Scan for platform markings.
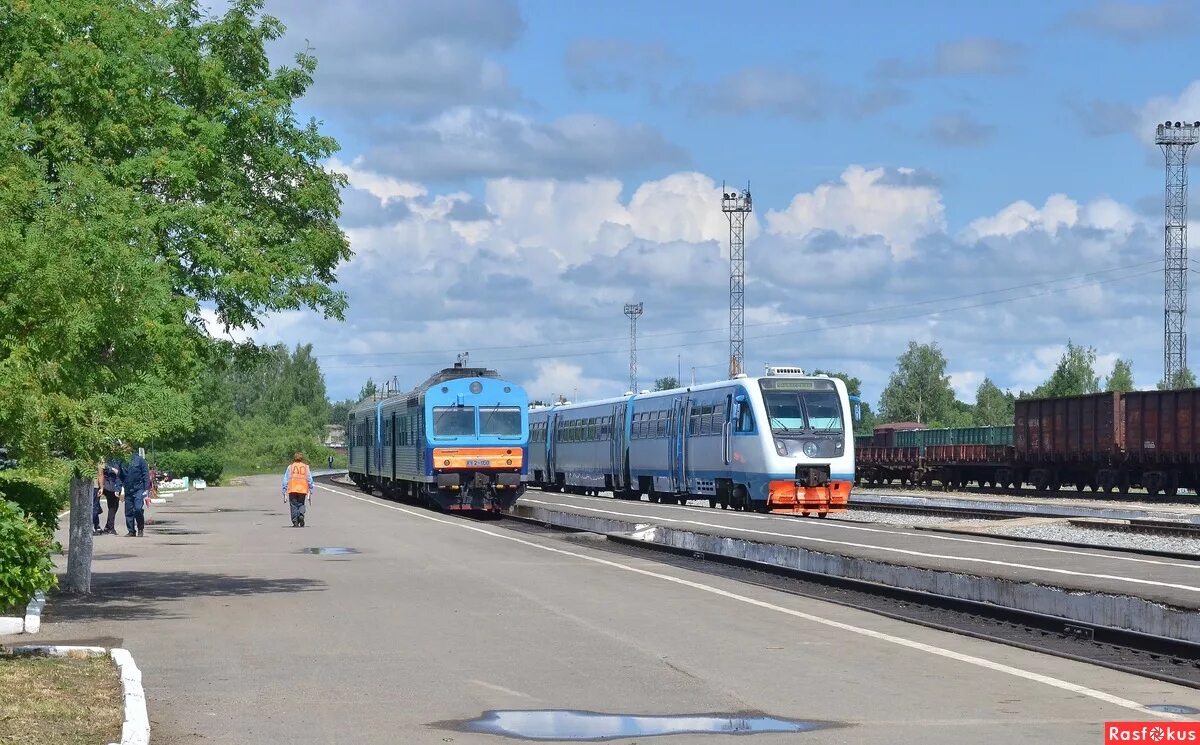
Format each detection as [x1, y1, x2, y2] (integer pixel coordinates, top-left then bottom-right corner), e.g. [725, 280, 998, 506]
[318, 483, 1190, 722]
[550, 491, 1200, 571]
[520, 497, 1200, 595]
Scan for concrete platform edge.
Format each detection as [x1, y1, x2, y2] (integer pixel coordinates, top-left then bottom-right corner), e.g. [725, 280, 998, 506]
[511, 503, 1200, 644]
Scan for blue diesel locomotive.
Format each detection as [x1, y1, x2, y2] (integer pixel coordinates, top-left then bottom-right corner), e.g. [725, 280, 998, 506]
[528, 367, 856, 516]
[347, 363, 530, 512]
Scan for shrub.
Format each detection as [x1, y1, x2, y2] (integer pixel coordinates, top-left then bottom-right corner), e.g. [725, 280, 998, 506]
[0, 498, 57, 611]
[154, 449, 224, 483]
[0, 461, 69, 533]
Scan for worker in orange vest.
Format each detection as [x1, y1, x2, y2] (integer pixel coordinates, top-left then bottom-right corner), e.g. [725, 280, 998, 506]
[282, 452, 314, 527]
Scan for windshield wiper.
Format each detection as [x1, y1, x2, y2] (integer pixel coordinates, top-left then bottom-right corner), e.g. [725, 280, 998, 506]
[480, 403, 500, 435]
[770, 416, 795, 432]
[434, 407, 462, 436]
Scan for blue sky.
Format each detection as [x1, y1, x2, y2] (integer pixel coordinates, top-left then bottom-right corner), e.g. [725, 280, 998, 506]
[235, 0, 1200, 407]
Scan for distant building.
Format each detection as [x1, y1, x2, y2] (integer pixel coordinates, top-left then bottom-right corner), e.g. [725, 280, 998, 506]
[323, 424, 346, 448]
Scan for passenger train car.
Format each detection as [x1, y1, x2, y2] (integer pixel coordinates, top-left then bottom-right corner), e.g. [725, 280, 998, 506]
[347, 363, 529, 512]
[528, 367, 857, 516]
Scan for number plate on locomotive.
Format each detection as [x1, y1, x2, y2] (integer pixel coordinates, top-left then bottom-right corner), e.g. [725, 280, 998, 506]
[466, 459, 491, 467]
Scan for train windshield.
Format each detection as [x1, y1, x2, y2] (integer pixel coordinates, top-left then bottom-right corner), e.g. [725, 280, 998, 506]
[761, 391, 844, 432]
[433, 406, 476, 437]
[480, 406, 522, 436]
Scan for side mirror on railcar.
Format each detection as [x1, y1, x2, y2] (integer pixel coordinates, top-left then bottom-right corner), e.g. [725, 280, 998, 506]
[849, 395, 862, 423]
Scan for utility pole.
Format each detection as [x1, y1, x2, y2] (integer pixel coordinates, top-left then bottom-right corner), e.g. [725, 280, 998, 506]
[722, 183, 752, 378]
[624, 302, 643, 392]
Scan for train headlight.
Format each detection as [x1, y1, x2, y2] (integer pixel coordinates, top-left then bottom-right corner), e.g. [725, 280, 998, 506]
[802, 441, 819, 458]
[775, 440, 788, 456]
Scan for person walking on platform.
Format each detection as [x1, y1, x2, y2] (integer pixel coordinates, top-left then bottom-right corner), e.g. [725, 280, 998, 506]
[119, 442, 150, 537]
[97, 456, 123, 534]
[283, 453, 313, 527]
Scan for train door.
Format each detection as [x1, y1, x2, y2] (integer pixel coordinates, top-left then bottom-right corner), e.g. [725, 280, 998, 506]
[613, 402, 629, 492]
[670, 396, 690, 493]
[365, 418, 373, 481]
[390, 412, 397, 481]
[547, 411, 559, 482]
[722, 393, 733, 466]
[608, 403, 621, 490]
[374, 402, 384, 477]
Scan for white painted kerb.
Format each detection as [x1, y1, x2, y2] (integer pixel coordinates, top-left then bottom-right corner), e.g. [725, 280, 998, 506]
[10, 644, 150, 745]
[0, 590, 45, 635]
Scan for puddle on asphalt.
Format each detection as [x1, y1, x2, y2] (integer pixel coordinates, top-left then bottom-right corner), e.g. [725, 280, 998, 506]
[298, 547, 360, 555]
[92, 553, 136, 561]
[1146, 704, 1200, 714]
[438, 710, 835, 741]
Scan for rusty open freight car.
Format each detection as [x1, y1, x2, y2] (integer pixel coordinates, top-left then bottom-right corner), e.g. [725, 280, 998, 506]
[856, 388, 1200, 497]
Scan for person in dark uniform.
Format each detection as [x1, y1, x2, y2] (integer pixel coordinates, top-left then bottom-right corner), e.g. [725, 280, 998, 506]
[119, 442, 150, 537]
[97, 456, 123, 534]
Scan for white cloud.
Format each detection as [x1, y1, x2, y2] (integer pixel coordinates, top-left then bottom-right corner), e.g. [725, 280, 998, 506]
[765, 166, 945, 258]
[948, 370, 985, 401]
[363, 107, 687, 182]
[1064, 0, 1196, 43]
[963, 194, 1146, 240]
[269, 161, 1164, 413]
[1138, 81, 1200, 144]
[878, 37, 1024, 78]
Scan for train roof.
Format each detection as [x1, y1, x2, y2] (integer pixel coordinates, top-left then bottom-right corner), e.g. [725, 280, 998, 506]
[529, 371, 846, 414]
[348, 364, 508, 415]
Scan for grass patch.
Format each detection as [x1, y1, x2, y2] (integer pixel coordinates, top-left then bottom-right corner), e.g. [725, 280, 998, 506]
[0, 653, 123, 745]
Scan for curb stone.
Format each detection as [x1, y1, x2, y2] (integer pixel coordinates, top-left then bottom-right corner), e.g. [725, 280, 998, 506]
[11, 644, 150, 745]
[0, 591, 46, 635]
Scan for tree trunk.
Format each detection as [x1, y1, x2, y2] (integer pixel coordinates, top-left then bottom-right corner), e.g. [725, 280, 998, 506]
[62, 474, 94, 594]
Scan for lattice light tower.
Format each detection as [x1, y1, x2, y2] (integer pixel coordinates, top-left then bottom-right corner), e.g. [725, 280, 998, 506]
[722, 183, 752, 378]
[624, 302, 643, 393]
[1157, 120, 1200, 388]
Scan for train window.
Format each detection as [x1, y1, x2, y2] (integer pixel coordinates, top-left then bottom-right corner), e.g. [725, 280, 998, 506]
[737, 403, 755, 433]
[801, 392, 843, 431]
[433, 406, 476, 437]
[481, 407, 521, 436]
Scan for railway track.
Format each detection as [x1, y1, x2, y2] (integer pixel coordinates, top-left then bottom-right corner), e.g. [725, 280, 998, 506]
[857, 480, 1199, 504]
[499, 513, 1200, 691]
[852, 501, 1200, 540]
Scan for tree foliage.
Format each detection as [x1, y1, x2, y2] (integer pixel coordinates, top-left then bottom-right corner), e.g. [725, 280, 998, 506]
[975, 378, 1015, 427]
[653, 376, 680, 391]
[0, 0, 351, 593]
[359, 378, 378, 400]
[1159, 368, 1197, 390]
[1105, 359, 1135, 393]
[1032, 341, 1099, 398]
[878, 343, 955, 425]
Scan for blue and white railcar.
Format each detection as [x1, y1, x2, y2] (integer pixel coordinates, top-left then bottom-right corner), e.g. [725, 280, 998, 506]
[529, 395, 632, 494]
[347, 363, 529, 512]
[529, 367, 855, 515]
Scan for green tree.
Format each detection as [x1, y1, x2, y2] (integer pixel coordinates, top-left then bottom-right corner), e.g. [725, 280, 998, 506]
[359, 378, 378, 400]
[653, 376, 680, 391]
[328, 398, 356, 426]
[1158, 368, 1198, 390]
[975, 378, 1015, 427]
[0, 0, 351, 593]
[1105, 359, 1135, 393]
[1033, 341, 1099, 398]
[878, 342, 955, 425]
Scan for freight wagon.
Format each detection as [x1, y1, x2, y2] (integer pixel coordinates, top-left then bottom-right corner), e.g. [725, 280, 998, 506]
[856, 389, 1200, 497]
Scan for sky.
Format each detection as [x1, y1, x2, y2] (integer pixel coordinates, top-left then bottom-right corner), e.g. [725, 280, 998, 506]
[212, 0, 1200, 407]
